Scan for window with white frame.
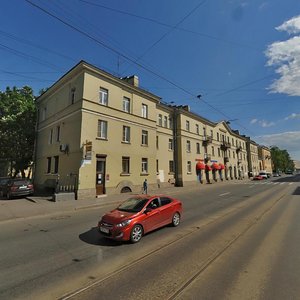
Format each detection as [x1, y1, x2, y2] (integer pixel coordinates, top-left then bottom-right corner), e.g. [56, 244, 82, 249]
[169, 117, 173, 129]
[169, 138, 173, 150]
[141, 130, 148, 146]
[123, 126, 130, 143]
[164, 116, 168, 127]
[97, 120, 107, 139]
[141, 103, 148, 118]
[122, 156, 130, 174]
[186, 140, 191, 152]
[187, 161, 192, 173]
[196, 142, 200, 154]
[196, 124, 199, 134]
[141, 158, 148, 173]
[123, 97, 130, 113]
[186, 120, 190, 131]
[211, 146, 215, 156]
[158, 114, 162, 126]
[99, 87, 108, 105]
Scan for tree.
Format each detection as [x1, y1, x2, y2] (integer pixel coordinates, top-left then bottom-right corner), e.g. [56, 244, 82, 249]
[0, 86, 36, 178]
[270, 146, 295, 173]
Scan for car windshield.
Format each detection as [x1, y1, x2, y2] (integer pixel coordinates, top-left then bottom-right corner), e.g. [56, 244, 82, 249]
[118, 197, 149, 212]
[11, 180, 30, 186]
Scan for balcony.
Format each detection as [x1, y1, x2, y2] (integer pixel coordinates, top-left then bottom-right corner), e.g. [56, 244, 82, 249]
[236, 145, 242, 153]
[202, 136, 212, 146]
[224, 157, 229, 163]
[221, 141, 231, 150]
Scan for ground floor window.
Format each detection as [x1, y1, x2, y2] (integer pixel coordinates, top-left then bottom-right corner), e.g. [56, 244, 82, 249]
[122, 156, 130, 174]
[142, 158, 148, 173]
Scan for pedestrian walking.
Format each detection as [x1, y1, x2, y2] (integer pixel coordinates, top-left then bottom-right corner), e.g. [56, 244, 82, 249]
[143, 179, 148, 194]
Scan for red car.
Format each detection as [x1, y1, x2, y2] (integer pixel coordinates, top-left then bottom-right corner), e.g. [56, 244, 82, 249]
[253, 175, 264, 180]
[98, 195, 183, 243]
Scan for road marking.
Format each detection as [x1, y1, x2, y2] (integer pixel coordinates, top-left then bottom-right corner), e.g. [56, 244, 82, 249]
[280, 182, 285, 185]
[289, 182, 293, 185]
[219, 192, 231, 197]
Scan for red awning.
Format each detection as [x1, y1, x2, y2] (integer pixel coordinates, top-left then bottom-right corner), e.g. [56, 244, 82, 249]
[205, 164, 212, 171]
[196, 162, 205, 170]
[211, 163, 220, 170]
[219, 163, 225, 170]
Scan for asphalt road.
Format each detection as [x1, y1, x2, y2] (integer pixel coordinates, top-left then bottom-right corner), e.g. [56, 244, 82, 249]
[0, 175, 299, 300]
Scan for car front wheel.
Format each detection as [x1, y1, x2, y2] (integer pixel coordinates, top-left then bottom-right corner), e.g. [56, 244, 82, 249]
[130, 224, 143, 243]
[172, 212, 180, 227]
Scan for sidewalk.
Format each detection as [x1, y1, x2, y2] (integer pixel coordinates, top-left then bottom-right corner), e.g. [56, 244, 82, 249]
[0, 179, 244, 223]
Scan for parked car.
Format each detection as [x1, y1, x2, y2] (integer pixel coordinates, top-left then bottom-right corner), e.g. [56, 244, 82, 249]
[285, 170, 293, 175]
[98, 195, 183, 243]
[253, 175, 264, 180]
[2, 178, 34, 199]
[258, 171, 268, 179]
[273, 173, 280, 177]
[0, 177, 10, 197]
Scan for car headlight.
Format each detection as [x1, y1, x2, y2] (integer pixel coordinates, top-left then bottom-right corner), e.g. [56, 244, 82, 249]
[116, 219, 132, 228]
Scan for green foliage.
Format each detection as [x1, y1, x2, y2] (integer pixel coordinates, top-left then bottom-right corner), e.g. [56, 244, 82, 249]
[270, 146, 295, 173]
[0, 86, 36, 177]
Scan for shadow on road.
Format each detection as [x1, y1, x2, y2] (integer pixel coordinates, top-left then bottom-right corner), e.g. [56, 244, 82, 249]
[79, 227, 122, 247]
[293, 187, 300, 195]
[273, 174, 300, 183]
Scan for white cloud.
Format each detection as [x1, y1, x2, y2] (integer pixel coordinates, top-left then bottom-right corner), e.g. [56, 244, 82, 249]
[250, 118, 275, 127]
[255, 131, 300, 160]
[265, 16, 300, 96]
[276, 15, 300, 35]
[284, 113, 300, 120]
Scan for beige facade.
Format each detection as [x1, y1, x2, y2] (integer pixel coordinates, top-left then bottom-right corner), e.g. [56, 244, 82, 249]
[258, 146, 273, 173]
[245, 138, 260, 176]
[34, 61, 270, 199]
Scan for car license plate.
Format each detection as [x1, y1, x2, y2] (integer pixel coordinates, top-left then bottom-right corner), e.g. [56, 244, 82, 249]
[19, 186, 27, 189]
[100, 227, 109, 234]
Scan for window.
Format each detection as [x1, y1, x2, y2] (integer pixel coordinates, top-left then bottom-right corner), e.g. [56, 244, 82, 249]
[186, 120, 190, 131]
[164, 116, 168, 127]
[217, 132, 219, 141]
[141, 104, 148, 118]
[70, 88, 76, 104]
[158, 114, 162, 126]
[186, 140, 191, 152]
[141, 158, 148, 173]
[196, 142, 200, 154]
[97, 120, 107, 139]
[122, 157, 130, 174]
[233, 151, 235, 159]
[99, 87, 108, 105]
[156, 136, 159, 149]
[228, 150, 231, 158]
[203, 127, 206, 137]
[160, 197, 171, 206]
[141, 130, 148, 146]
[218, 148, 221, 157]
[212, 146, 215, 156]
[54, 156, 59, 174]
[49, 128, 53, 144]
[210, 130, 213, 138]
[123, 97, 130, 113]
[169, 117, 173, 129]
[46, 157, 51, 173]
[169, 161, 174, 173]
[168, 139, 173, 150]
[123, 126, 130, 143]
[196, 124, 199, 134]
[156, 160, 159, 173]
[42, 106, 47, 121]
[187, 161, 192, 173]
[56, 126, 60, 142]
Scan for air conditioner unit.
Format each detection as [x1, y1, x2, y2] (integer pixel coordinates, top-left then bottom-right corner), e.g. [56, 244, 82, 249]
[60, 144, 68, 152]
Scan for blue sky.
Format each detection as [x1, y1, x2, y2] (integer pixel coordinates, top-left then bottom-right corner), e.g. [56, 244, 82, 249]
[1, 0, 300, 160]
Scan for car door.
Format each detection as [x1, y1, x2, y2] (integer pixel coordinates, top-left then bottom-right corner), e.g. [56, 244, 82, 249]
[142, 198, 161, 232]
[157, 197, 173, 226]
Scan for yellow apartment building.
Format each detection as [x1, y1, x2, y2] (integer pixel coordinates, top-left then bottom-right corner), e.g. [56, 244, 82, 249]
[34, 61, 267, 199]
[258, 145, 273, 173]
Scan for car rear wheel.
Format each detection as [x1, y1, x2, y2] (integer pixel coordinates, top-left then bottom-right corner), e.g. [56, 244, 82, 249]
[172, 212, 180, 227]
[130, 224, 143, 243]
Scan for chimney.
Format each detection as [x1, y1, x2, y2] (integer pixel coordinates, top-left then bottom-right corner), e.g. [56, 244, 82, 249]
[121, 75, 139, 87]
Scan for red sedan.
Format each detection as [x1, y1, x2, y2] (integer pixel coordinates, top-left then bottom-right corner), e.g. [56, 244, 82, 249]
[98, 195, 183, 243]
[253, 175, 264, 180]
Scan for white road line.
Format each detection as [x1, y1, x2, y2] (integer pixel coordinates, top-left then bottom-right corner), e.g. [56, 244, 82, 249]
[280, 182, 285, 185]
[219, 192, 231, 197]
[289, 182, 294, 185]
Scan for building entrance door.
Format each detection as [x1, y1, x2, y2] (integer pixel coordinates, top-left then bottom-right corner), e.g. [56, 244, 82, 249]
[96, 156, 106, 195]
